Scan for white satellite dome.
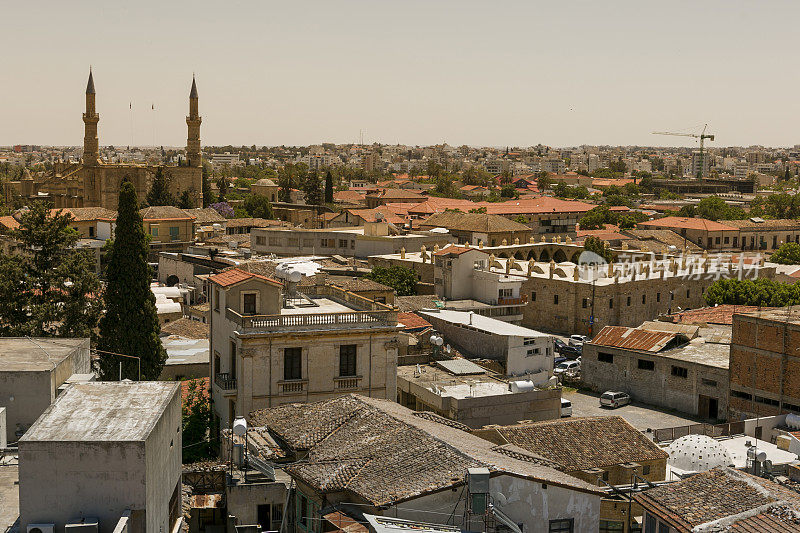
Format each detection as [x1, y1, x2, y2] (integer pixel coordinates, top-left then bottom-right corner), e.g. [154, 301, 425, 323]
[666, 434, 734, 473]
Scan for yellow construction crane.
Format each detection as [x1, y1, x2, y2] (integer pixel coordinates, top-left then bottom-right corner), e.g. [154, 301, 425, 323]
[652, 124, 715, 178]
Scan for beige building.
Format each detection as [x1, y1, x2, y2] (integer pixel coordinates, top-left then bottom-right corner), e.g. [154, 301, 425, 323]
[637, 217, 739, 251]
[141, 205, 195, 257]
[18, 70, 202, 209]
[397, 360, 561, 428]
[419, 211, 533, 247]
[250, 222, 454, 259]
[250, 178, 280, 202]
[583, 323, 730, 420]
[208, 268, 402, 430]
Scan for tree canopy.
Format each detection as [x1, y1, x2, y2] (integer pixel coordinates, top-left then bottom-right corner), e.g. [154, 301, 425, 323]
[771, 242, 800, 265]
[705, 278, 800, 307]
[366, 265, 417, 296]
[324, 171, 334, 204]
[0, 202, 102, 338]
[243, 194, 273, 219]
[97, 182, 166, 380]
[582, 236, 615, 263]
[146, 167, 175, 206]
[303, 172, 323, 206]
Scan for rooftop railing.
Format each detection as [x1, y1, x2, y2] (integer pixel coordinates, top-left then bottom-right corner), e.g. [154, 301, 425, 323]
[226, 283, 398, 332]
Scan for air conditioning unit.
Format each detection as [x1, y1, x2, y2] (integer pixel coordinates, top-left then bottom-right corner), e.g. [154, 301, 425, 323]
[27, 525, 55, 533]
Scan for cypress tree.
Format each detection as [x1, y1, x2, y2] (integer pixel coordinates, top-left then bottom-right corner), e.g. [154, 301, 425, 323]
[146, 167, 175, 206]
[324, 170, 334, 204]
[303, 172, 323, 206]
[97, 182, 166, 380]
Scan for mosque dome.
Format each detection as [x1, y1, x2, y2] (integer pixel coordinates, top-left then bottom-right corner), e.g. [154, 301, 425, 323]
[666, 434, 734, 473]
[254, 178, 277, 187]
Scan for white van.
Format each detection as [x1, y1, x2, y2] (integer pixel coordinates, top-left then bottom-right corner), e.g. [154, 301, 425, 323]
[560, 397, 573, 417]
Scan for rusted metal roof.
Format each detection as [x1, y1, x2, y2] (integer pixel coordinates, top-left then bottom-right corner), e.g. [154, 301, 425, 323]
[189, 493, 224, 509]
[591, 326, 683, 352]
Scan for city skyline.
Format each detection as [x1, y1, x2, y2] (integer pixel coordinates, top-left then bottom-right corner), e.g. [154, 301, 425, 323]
[2, 1, 799, 148]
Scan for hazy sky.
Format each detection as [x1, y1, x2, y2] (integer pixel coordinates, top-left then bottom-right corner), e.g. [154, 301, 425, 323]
[2, 1, 799, 148]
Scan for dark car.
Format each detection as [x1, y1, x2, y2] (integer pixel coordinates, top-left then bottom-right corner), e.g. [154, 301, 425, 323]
[555, 339, 581, 359]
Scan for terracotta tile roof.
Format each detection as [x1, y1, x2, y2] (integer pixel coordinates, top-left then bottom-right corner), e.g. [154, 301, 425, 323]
[0, 215, 20, 231]
[181, 377, 210, 404]
[249, 395, 602, 505]
[432, 245, 487, 257]
[366, 188, 426, 200]
[54, 207, 117, 221]
[183, 207, 226, 224]
[333, 190, 367, 204]
[664, 305, 777, 326]
[225, 217, 276, 228]
[346, 208, 405, 225]
[420, 212, 531, 233]
[634, 467, 800, 531]
[140, 205, 194, 221]
[725, 218, 800, 229]
[329, 276, 393, 293]
[621, 229, 703, 252]
[207, 267, 282, 288]
[638, 216, 738, 232]
[480, 197, 598, 216]
[405, 198, 477, 216]
[493, 416, 668, 472]
[591, 326, 687, 352]
[397, 312, 432, 331]
[161, 317, 209, 339]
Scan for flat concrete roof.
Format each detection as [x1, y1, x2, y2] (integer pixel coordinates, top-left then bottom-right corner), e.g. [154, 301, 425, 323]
[0, 338, 87, 372]
[20, 382, 179, 443]
[419, 308, 550, 338]
[281, 297, 354, 315]
[657, 337, 730, 369]
[397, 364, 513, 399]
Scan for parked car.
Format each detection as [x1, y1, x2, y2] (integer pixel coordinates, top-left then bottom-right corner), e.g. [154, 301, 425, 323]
[569, 335, 590, 348]
[554, 360, 581, 375]
[555, 339, 581, 359]
[560, 398, 573, 417]
[600, 391, 631, 409]
[554, 356, 567, 366]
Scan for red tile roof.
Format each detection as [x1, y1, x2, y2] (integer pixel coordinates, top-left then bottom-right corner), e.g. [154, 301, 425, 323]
[638, 216, 738, 232]
[0, 215, 20, 231]
[208, 268, 282, 288]
[397, 312, 432, 331]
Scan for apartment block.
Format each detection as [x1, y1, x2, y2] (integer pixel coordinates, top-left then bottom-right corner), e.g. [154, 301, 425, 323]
[208, 268, 402, 429]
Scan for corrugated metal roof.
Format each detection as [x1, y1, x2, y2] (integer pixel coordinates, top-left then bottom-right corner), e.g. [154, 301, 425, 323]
[435, 358, 486, 375]
[591, 326, 682, 352]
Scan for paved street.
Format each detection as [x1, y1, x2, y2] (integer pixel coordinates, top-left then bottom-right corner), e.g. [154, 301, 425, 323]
[562, 389, 700, 435]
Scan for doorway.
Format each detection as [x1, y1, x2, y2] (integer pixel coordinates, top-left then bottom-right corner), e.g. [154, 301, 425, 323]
[698, 395, 719, 420]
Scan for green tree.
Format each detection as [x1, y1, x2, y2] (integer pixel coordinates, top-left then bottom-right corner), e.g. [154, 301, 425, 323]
[579, 205, 615, 230]
[500, 184, 518, 198]
[705, 278, 800, 307]
[583, 236, 615, 263]
[202, 161, 215, 207]
[0, 202, 102, 338]
[177, 190, 193, 209]
[617, 215, 637, 230]
[182, 378, 213, 463]
[771, 242, 800, 265]
[303, 172, 323, 206]
[366, 265, 417, 296]
[97, 182, 167, 380]
[146, 167, 175, 206]
[536, 171, 552, 191]
[324, 170, 334, 204]
[243, 194, 273, 219]
[216, 176, 229, 201]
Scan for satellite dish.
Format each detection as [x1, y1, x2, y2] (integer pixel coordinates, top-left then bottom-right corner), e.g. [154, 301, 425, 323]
[232, 417, 248, 436]
[289, 270, 302, 283]
[494, 492, 508, 506]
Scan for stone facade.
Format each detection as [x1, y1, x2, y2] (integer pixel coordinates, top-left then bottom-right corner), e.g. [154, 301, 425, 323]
[24, 71, 202, 209]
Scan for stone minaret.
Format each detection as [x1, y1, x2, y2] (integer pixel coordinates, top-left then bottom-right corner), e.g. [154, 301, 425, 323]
[82, 69, 100, 165]
[186, 75, 202, 167]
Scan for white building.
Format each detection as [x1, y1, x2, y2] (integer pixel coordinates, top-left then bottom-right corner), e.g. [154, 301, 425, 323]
[419, 308, 554, 380]
[18, 381, 182, 533]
